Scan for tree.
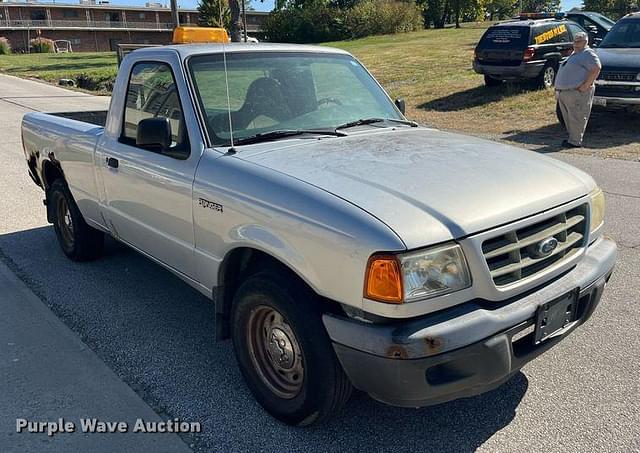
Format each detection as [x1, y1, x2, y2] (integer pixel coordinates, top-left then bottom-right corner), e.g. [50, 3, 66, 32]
[482, 0, 514, 20]
[521, 0, 561, 12]
[229, 0, 242, 42]
[198, 0, 231, 28]
[198, 0, 248, 41]
[583, 0, 638, 18]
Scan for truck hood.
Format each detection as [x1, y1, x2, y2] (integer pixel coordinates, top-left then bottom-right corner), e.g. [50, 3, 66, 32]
[595, 47, 640, 70]
[238, 128, 595, 249]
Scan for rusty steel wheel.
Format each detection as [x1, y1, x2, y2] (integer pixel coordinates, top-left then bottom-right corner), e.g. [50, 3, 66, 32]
[55, 194, 75, 251]
[231, 271, 353, 425]
[246, 305, 304, 399]
[49, 179, 104, 261]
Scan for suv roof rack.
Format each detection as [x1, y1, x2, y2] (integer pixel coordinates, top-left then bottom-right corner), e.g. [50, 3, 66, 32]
[517, 12, 565, 20]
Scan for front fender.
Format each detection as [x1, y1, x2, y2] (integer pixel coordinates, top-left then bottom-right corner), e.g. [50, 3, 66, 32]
[191, 150, 406, 308]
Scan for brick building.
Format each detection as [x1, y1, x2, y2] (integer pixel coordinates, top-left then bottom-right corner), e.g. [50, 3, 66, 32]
[0, 1, 268, 52]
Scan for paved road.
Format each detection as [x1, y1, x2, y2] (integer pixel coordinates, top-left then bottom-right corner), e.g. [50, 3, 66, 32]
[1, 74, 639, 452]
[0, 261, 193, 453]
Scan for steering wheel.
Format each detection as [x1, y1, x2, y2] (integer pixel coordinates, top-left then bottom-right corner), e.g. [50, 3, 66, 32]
[317, 97, 343, 107]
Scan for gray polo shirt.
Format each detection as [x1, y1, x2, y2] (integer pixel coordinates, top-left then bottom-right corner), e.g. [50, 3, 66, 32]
[554, 47, 601, 90]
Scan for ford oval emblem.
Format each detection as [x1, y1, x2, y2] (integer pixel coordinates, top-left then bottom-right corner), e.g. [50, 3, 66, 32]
[534, 237, 558, 257]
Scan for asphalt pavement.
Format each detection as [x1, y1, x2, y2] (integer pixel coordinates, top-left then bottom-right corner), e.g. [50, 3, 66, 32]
[0, 260, 193, 453]
[0, 74, 638, 452]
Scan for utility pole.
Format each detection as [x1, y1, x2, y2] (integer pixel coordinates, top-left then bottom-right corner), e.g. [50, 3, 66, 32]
[241, 0, 247, 42]
[170, 0, 180, 28]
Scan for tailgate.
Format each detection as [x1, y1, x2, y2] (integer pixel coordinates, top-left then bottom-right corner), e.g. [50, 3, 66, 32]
[476, 26, 530, 66]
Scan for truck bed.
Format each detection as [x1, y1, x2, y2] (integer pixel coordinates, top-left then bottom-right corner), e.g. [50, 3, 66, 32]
[48, 110, 108, 127]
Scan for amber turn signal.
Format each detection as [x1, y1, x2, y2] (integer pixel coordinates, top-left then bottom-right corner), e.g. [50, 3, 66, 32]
[364, 255, 403, 304]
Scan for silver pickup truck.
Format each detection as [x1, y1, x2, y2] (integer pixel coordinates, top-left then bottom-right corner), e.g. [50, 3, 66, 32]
[21, 43, 616, 426]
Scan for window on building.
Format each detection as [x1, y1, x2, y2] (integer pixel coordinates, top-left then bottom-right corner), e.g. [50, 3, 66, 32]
[71, 38, 81, 45]
[105, 12, 120, 22]
[122, 62, 189, 158]
[30, 10, 46, 21]
[63, 10, 79, 19]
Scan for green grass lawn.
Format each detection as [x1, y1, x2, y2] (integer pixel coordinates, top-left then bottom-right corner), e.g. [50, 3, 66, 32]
[0, 27, 636, 158]
[327, 24, 638, 159]
[0, 52, 117, 92]
[326, 25, 561, 135]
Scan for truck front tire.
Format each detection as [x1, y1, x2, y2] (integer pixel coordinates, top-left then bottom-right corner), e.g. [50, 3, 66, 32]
[231, 271, 352, 426]
[49, 179, 104, 261]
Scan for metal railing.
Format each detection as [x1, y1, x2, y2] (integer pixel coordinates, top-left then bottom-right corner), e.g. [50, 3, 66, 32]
[0, 19, 175, 30]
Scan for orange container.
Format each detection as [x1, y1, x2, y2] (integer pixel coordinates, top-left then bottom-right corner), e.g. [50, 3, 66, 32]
[172, 27, 230, 44]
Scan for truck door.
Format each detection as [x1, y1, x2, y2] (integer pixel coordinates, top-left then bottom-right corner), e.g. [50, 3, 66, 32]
[97, 59, 202, 281]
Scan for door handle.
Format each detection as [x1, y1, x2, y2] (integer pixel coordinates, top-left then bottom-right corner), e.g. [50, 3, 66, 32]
[106, 157, 119, 169]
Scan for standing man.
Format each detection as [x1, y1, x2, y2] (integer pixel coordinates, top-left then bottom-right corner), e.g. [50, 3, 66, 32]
[554, 31, 602, 148]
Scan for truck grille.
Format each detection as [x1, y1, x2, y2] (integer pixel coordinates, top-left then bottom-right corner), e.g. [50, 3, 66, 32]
[600, 71, 637, 82]
[482, 205, 588, 286]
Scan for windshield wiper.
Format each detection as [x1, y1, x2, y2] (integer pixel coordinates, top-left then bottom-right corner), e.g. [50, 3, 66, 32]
[335, 117, 419, 131]
[233, 129, 347, 146]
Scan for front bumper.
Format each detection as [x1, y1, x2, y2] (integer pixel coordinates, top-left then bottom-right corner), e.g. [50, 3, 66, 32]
[473, 60, 545, 79]
[323, 237, 617, 408]
[595, 81, 640, 105]
[594, 95, 640, 106]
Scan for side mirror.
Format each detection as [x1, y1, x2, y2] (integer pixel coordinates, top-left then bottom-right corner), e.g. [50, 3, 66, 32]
[136, 117, 171, 152]
[395, 98, 406, 115]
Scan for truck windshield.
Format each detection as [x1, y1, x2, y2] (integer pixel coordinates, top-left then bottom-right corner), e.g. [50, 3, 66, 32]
[586, 13, 615, 30]
[188, 52, 402, 147]
[599, 20, 640, 48]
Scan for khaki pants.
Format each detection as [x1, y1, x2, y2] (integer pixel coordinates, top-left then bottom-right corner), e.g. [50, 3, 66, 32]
[556, 86, 595, 146]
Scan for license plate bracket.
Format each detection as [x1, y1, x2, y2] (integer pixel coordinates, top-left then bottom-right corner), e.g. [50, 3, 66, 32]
[593, 97, 607, 107]
[534, 289, 579, 344]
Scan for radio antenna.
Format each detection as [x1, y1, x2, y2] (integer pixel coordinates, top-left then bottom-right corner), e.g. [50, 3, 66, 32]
[220, 0, 236, 153]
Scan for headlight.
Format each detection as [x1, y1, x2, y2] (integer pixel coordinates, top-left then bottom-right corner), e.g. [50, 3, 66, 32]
[365, 243, 471, 304]
[590, 187, 605, 235]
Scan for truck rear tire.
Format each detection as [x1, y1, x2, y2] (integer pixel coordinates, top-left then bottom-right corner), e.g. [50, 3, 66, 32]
[484, 74, 503, 87]
[231, 270, 353, 426]
[49, 179, 104, 261]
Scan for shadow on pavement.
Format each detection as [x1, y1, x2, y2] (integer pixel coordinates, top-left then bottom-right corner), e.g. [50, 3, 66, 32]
[0, 225, 528, 452]
[502, 108, 640, 153]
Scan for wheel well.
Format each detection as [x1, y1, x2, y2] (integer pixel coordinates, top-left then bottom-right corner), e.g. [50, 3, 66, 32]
[215, 248, 337, 340]
[42, 160, 65, 190]
[42, 161, 66, 222]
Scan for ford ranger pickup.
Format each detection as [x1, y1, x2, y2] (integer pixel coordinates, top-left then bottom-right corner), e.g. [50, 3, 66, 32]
[21, 43, 617, 426]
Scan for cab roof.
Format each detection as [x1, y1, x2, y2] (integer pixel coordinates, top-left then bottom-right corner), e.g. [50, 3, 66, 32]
[131, 43, 351, 59]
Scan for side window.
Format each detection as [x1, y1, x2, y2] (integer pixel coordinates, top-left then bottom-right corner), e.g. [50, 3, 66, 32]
[122, 62, 189, 158]
[568, 23, 586, 40]
[570, 16, 585, 28]
[532, 23, 570, 45]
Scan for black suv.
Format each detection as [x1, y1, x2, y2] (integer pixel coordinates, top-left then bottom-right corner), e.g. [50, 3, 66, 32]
[473, 17, 588, 88]
[566, 11, 615, 47]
